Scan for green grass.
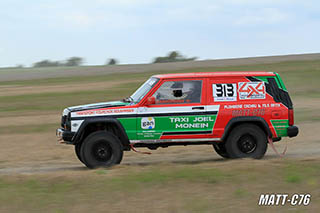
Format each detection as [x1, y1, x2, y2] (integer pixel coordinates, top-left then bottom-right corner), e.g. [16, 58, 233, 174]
[234, 188, 249, 198]
[0, 123, 59, 134]
[0, 71, 146, 86]
[1, 59, 320, 91]
[0, 160, 319, 212]
[117, 167, 230, 185]
[283, 162, 320, 184]
[295, 108, 320, 123]
[0, 167, 231, 211]
[0, 82, 140, 116]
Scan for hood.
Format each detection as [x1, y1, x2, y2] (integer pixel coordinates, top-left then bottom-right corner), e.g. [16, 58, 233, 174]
[67, 101, 130, 112]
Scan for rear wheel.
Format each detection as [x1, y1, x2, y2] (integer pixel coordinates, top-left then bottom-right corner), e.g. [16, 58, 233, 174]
[212, 143, 230, 158]
[225, 124, 267, 159]
[80, 131, 123, 168]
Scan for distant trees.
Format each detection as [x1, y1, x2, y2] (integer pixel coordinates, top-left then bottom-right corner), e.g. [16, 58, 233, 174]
[16, 64, 24, 68]
[153, 51, 197, 63]
[33, 57, 84, 68]
[33, 60, 61, 68]
[65, 57, 83, 66]
[106, 58, 118, 65]
[30, 51, 197, 68]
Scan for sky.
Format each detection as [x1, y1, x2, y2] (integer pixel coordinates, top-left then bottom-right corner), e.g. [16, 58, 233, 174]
[0, 0, 319, 67]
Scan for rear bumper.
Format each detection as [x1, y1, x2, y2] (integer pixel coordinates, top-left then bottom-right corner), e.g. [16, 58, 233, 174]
[56, 128, 75, 142]
[287, 125, 299, 138]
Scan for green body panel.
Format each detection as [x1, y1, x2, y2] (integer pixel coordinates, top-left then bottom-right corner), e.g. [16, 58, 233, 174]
[254, 76, 282, 89]
[271, 119, 289, 137]
[274, 72, 288, 91]
[118, 115, 217, 140]
[117, 118, 137, 140]
[137, 115, 217, 140]
[254, 73, 287, 91]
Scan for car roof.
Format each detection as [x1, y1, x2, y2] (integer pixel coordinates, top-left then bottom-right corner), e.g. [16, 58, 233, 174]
[153, 71, 275, 79]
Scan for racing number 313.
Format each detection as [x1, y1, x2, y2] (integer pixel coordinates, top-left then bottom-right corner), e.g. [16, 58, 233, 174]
[215, 84, 234, 97]
[213, 83, 237, 102]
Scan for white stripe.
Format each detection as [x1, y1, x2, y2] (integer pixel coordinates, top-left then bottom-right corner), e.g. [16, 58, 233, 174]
[138, 105, 220, 114]
[207, 105, 220, 111]
[71, 108, 137, 118]
[72, 105, 220, 118]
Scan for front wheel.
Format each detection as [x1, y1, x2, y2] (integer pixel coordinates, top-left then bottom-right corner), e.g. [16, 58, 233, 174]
[75, 142, 84, 163]
[212, 143, 230, 158]
[80, 131, 123, 169]
[225, 124, 267, 159]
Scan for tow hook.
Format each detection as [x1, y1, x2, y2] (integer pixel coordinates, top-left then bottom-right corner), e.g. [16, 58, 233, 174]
[58, 139, 66, 144]
[268, 137, 287, 157]
[130, 144, 152, 155]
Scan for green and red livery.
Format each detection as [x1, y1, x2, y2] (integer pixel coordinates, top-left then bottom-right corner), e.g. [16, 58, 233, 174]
[56, 72, 298, 168]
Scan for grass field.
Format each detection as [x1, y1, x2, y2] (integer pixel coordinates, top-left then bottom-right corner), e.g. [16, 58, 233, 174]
[0, 159, 319, 212]
[0, 58, 320, 212]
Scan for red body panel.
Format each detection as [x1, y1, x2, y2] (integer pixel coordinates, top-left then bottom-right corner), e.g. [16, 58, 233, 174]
[74, 72, 290, 141]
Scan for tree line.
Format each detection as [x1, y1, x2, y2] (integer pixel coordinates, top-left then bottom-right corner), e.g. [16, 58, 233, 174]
[29, 51, 196, 68]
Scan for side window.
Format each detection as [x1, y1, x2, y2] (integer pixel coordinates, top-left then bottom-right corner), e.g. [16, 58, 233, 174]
[153, 80, 202, 104]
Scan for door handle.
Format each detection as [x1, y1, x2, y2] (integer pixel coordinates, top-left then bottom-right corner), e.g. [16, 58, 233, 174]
[192, 106, 204, 110]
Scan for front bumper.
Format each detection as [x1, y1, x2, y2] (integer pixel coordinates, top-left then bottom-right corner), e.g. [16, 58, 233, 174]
[56, 128, 75, 142]
[287, 125, 299, 138]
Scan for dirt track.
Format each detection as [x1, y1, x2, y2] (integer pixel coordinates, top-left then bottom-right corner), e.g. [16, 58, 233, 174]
[0, 79, 139, 96]
[0, 121, 318, 175]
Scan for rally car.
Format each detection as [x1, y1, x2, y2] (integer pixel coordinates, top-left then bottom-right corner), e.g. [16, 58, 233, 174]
[56, 72, 298, 168]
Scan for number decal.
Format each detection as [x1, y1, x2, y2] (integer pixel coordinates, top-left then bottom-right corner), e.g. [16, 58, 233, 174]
[212, 83, 237, 102]
[216, 84, 223, 97]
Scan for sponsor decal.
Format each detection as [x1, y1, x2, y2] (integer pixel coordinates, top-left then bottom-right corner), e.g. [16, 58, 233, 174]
[271, 119, 289, 137]
[212, 83, 237, 102]
[224, 103, 281, 109]
[76, 108, 135, 116]
[169, 116, 215, 129]
[238, 82, 266, 100]
[141, 117, 155, 129]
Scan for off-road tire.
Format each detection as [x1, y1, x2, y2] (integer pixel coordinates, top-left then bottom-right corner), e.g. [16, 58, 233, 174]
[80, 131, 123, 169]
[75, 142, 84, 163]
[225, 124, 267, 159]
[213, 143, 230, 158]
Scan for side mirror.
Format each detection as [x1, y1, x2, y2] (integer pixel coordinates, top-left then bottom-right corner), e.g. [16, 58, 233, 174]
[146, 96, 156, 105]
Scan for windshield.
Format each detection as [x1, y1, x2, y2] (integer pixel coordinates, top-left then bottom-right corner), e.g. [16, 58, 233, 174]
[130, 77, 159, 103]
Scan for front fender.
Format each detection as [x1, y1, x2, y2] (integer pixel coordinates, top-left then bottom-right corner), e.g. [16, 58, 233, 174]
[72, 117, 130, 148]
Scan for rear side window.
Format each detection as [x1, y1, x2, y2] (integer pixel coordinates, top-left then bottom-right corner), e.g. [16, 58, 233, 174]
[246, 76, 293, 109]
[153, 80, 202, 104]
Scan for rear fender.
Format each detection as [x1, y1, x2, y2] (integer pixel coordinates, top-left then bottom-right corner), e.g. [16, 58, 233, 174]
[221, 116, 273, 141]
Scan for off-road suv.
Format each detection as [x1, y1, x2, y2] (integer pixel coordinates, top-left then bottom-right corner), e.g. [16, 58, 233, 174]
[56, 72, 298, 168]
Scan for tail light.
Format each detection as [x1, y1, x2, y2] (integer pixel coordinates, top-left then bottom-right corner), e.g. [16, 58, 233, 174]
[288, 109, 294, 126]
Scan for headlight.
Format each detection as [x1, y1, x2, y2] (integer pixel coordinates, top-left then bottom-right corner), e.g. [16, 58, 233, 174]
[61, 108, 71, 130]
[63, 108, 70, 116]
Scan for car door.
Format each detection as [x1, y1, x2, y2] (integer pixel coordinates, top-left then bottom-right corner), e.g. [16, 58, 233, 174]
[136, 78, 215, 142]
